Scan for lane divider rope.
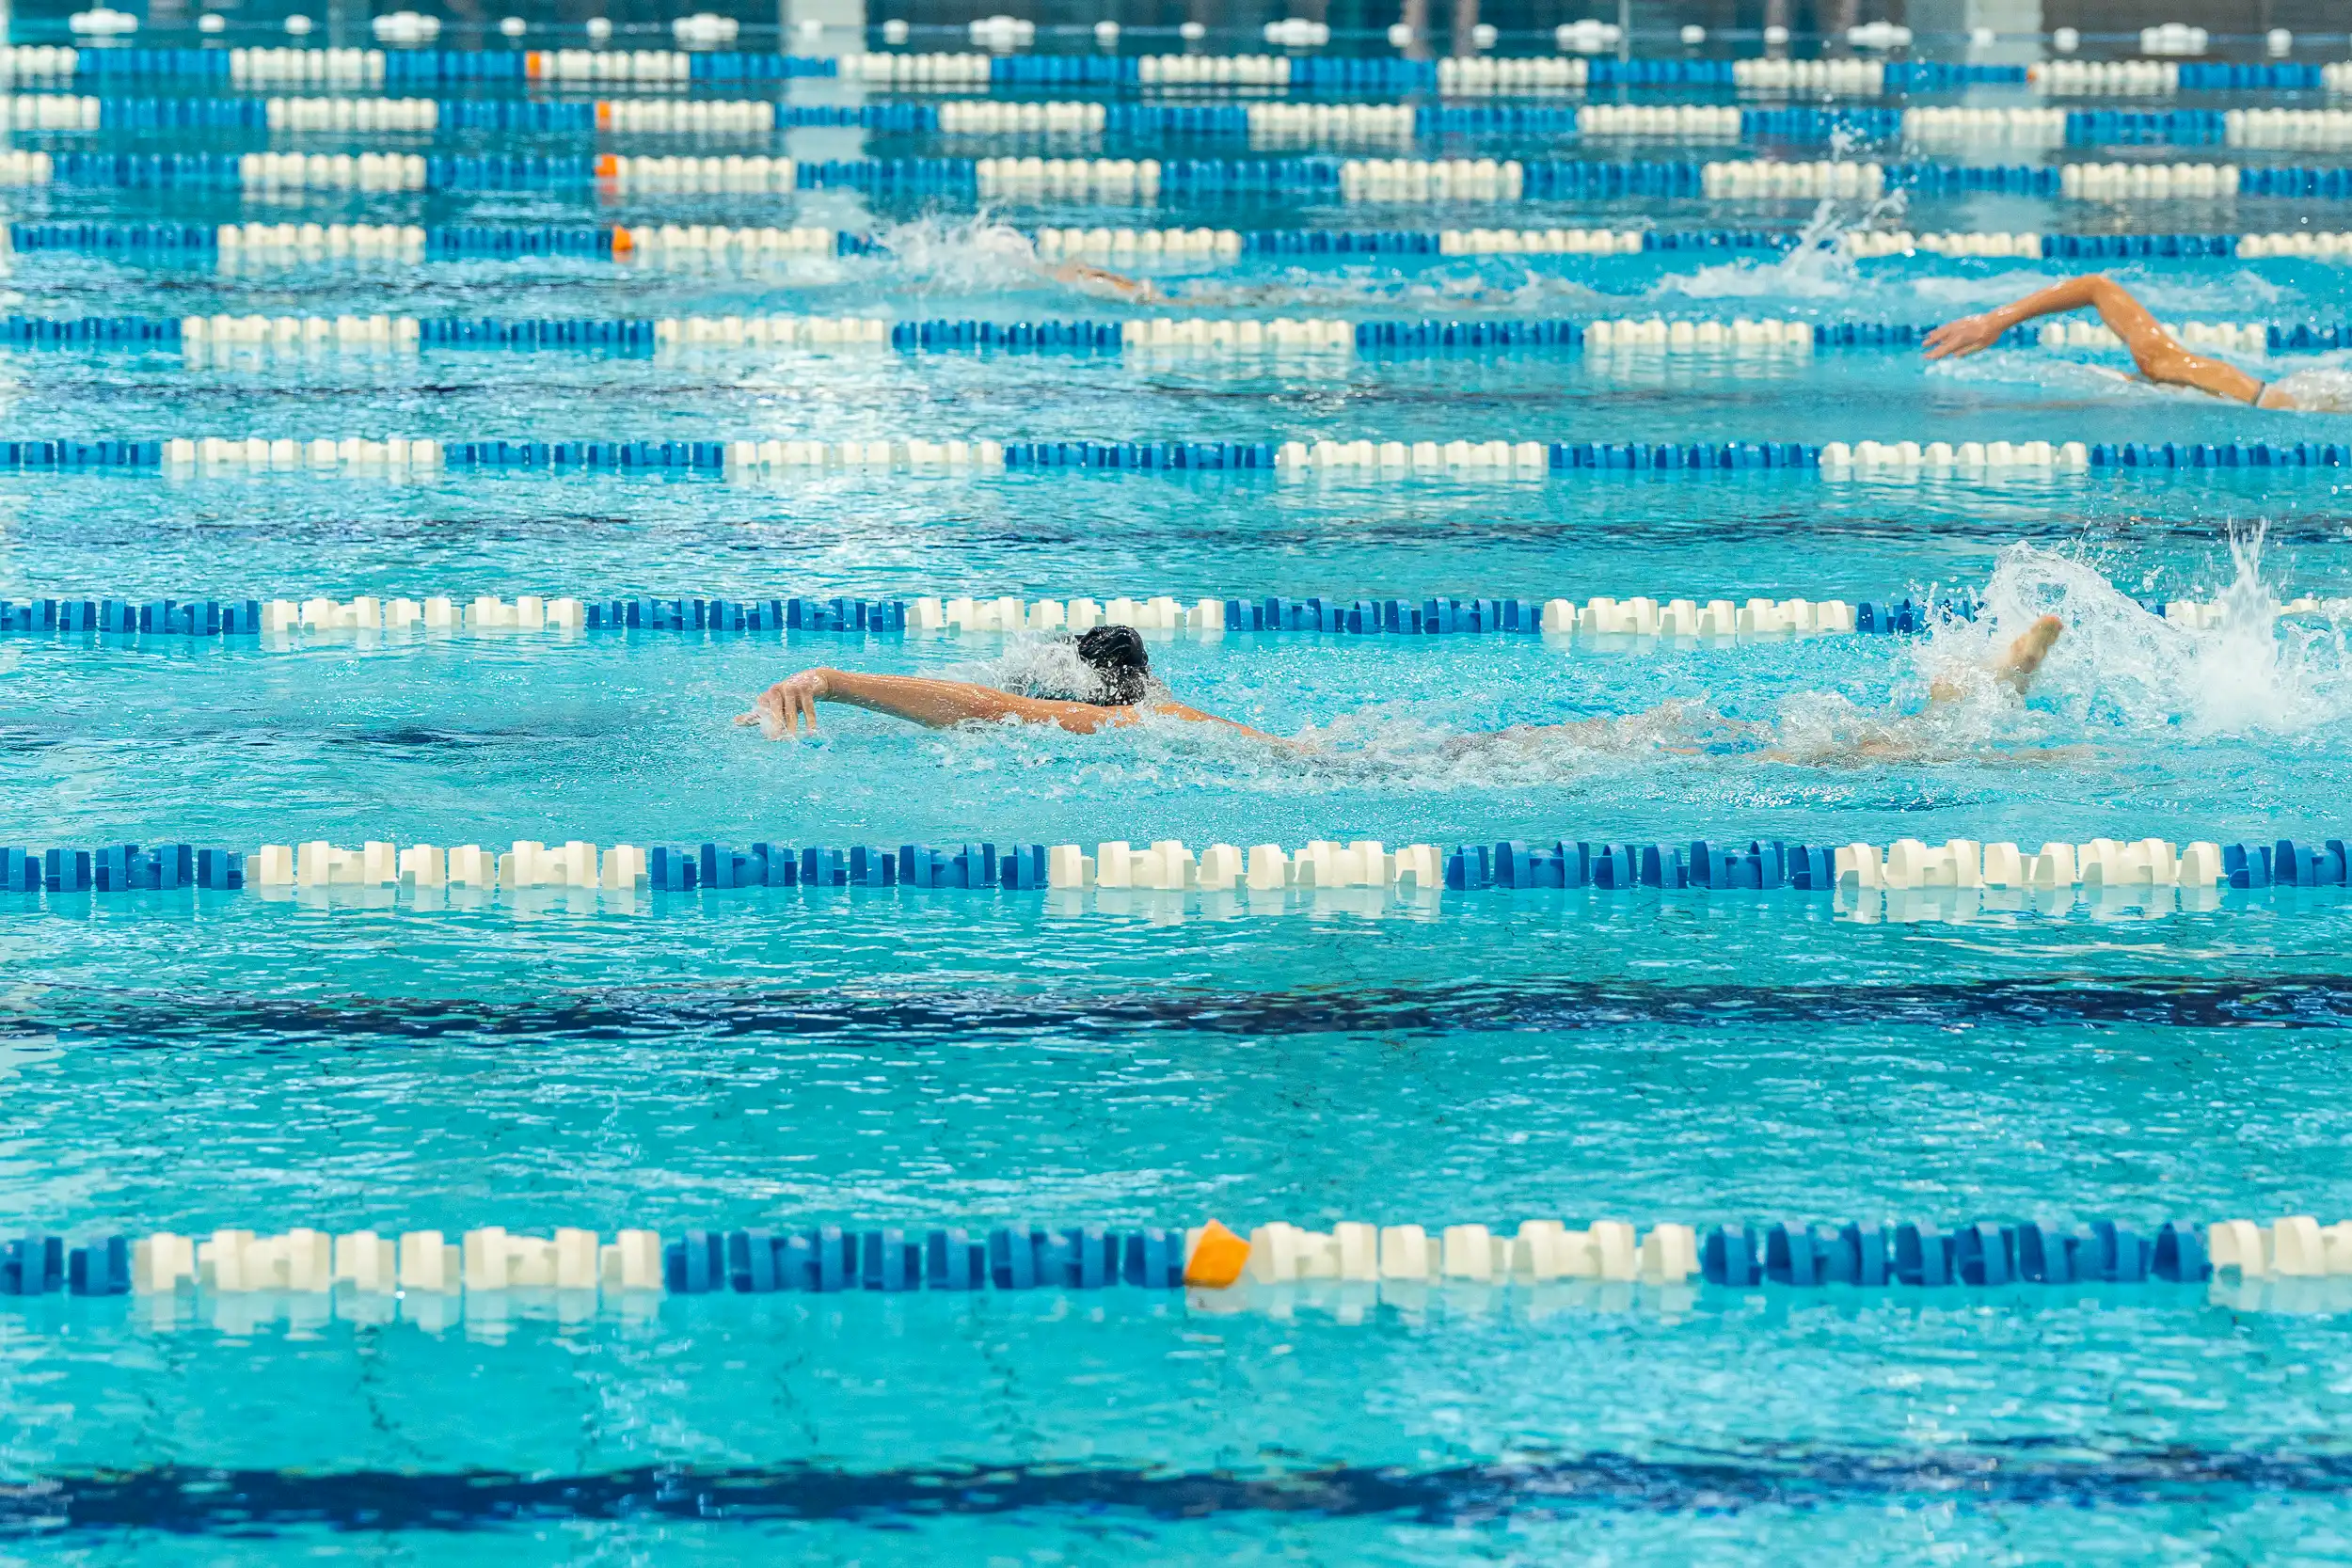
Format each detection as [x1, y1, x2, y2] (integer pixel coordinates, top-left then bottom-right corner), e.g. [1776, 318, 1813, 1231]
[0, 95, 934, 134]
[0, 436, 2338, 480]
[34, 96, 2330, 151]
[2, 832, 2342, 899]
[0, 150, 2340, 202]
[17, 1213, 2352, 1301]
[0, 312, 2308, 357]
[3, 586, 2320, 642]
[12, 48, 2330, 98]
[0, 44, 836, 86]
[6, 221, 2330, 268]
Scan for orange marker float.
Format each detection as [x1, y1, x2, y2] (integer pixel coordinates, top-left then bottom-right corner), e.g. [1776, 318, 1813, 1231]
[1183, 1219, 1249, 1288]
[595, 100, 612, 130]
[610, 225, 634, 256]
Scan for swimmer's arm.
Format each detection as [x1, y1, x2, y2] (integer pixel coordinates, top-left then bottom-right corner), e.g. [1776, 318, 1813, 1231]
[740, 669, 1304, 745]
[1139, 700, 1312, 751]
[1923, 274, 2265, 404]
[741, 668, 1110, 734]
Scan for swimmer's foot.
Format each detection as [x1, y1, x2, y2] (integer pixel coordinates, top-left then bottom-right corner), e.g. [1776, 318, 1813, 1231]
[1928, 613, 2064, 704]
[1996, 614, 2063, 693]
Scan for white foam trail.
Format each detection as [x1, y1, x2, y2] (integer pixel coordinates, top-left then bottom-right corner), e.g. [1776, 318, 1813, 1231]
[1161, 268, 1608, 313]
[2263, 361, 2352, 412]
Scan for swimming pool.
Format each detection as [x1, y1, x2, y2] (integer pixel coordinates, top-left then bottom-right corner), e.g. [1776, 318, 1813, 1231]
[9, 10, 2352, 1561]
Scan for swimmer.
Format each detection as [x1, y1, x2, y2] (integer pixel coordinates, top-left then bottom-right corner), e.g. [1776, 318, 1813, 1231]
[1926, 274, 2328, 408]
[739, 616, 2067, 764]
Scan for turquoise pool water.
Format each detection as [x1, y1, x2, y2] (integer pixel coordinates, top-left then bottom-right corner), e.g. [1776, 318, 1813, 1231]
[11, 26, 2352, 1563]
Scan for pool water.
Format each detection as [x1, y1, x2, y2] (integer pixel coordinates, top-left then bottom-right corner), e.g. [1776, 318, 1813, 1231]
[10, 23, 2352, 1564]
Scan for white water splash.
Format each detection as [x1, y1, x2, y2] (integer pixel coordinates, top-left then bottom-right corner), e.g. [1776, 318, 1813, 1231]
[2263, 362, 2352, 413]
[1652, 191, 1901, 304]
[858, 213, 1053, 295]
[963, 634, 1152, 705]
[1928, 534, 2352, 737]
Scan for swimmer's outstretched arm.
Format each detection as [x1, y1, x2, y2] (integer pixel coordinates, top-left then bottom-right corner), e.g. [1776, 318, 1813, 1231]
[1923, 275, 2268, 405]
[736, 666, 1295, 745]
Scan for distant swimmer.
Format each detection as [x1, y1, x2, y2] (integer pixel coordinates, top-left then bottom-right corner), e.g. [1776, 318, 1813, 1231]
[739, 617, 2068, 766]
[1927, 274, 2349, 410]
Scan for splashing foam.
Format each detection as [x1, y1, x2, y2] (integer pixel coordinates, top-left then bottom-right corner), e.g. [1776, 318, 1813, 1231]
[2262, 361, 2352, 413]
[1927, 534, 2352, 738]
[1653, 192, 1902, 304]
[857, 215, 1618, 313]
[963, 635, 1149, 705]
[860, 213, 1052, 294]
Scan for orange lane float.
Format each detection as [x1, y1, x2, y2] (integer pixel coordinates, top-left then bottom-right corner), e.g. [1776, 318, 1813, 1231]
[1184, 1219, 1249, 1288]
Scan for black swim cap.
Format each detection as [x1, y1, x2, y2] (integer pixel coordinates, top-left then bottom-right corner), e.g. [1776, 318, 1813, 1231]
[1075, 625, 1151, 705]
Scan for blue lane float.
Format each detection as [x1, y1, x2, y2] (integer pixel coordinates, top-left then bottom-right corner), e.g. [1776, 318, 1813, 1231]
[2060, 108, 2231, 147]
[1886, 161, 2065, 196]
[425, 225, 615, 259]
[415, 318, 660, 349]
[2176, 62, 2326, 90]
[2086, 440, 2352, 468]
[1698, 1219, 2211, 1287]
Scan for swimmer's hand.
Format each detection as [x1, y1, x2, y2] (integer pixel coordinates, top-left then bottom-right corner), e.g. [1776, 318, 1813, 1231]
[737, 667, 831, 738]
[1922, 313, 2005, 361]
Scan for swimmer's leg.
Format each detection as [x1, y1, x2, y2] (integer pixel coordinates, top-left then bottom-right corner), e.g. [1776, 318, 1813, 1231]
[1994, 613, 2063, 693]
[1049, 260, 1155, 302]
[1931, 614, 2063, 703]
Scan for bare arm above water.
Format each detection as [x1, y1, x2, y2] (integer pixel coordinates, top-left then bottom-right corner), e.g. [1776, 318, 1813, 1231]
[737, 667, 1295, 744]
[1924, 274, 2273, 406]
